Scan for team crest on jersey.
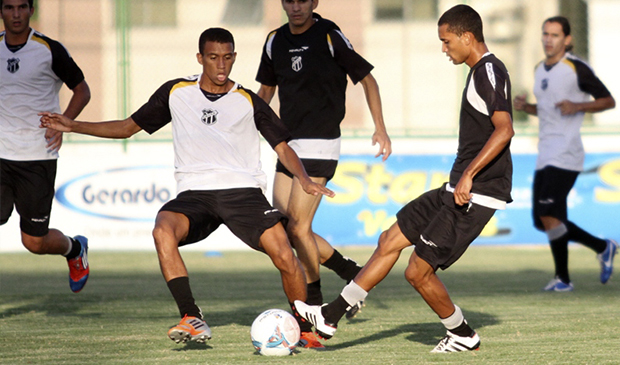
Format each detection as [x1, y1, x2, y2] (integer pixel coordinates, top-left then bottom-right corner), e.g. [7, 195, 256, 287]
[201, 108, 218, 125]
[541, 78, 548, 91]
[7, 58, 20, 73]
[291, 56, 302, 72]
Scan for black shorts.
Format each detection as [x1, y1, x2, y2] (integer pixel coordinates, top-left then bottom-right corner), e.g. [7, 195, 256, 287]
[396, 184, 496, 271]
[0, 158, 57, 236]
[276, 158, 338, 181]
[532, 166, 579, 231]
[159, 188, 287, 251]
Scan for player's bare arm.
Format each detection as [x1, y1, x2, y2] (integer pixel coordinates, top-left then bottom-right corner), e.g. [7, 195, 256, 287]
[44, 80, 91, 153]
[359, 73, 392, 161]
[39, 113, 142, 139]
[513, 93, 538, 115]
[273, 141, 335, 198]
[454, 110, 514, 206]
[555, 95, 615, 115]
[257, 84, 277, 104]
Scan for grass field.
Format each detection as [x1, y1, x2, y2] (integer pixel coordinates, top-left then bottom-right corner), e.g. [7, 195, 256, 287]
[1, 245, 619, 364]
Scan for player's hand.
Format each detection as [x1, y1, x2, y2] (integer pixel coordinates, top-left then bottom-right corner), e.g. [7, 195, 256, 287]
[45, 128, 63, 152]
[555, 100, 579, 115]
[300, 179, 335, 198]
[513, 94, 527, 111]
[453, 174, 473, 206]
[39, 112, 75, 132]
[372, 130, 392, 161]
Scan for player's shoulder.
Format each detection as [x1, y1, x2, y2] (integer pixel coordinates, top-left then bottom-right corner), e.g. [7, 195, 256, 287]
[234, 83, 262, 106]
[30, 30, 63, 51]
[0, 30, 5, 40]
[163, 75, 200, 94]
[563, 53, 593, 73]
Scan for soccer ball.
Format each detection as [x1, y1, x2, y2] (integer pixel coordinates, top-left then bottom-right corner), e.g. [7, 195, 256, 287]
[250, 309, 300, 356]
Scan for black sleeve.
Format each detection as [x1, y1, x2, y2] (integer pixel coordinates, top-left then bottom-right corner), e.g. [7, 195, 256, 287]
[473, 62, 511, 116]
[255, 31, 278, 87]
[49, 40, 85, 90]
[248, 91, 291, 148]
[328, 28, 374, 84]
[572, 59, 612, 99]
[130, 80, 178, 134]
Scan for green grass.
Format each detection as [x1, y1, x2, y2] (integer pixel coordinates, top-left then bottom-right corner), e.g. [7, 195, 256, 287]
[1, 246, 619, 364]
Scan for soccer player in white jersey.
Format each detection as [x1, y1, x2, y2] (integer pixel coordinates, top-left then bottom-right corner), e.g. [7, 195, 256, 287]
[40, 28, 334, 344]
[514, 16, 617, 292]
[0, 0, 91, 292]
[256, 0, 391, 348]
[296, 5, 514, 353]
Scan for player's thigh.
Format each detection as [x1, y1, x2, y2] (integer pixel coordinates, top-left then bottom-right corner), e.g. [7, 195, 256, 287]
[259, 222, 296, 261]
[273, 172, 293, 214]
[532, 166, 578, 225]
[286, 175, 327, 227]
[377, 222, 414, 255]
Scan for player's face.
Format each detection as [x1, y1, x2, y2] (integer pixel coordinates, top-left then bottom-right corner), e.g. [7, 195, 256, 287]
[282, 0, 318, 33]
[438, 24, 469, 65]
[1, 0, 33, 37]
[542, 21, 571, 62]
[197, 41, 236, 90]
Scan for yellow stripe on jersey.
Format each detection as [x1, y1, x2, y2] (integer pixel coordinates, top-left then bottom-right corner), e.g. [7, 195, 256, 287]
[0, 34, 4, 42]
[327, 33, 334, 57]
[31, 34, 51, 51]
[170, 79, 198, 95]
[234, 88, 253, 107]
[562, 58, 576, 73]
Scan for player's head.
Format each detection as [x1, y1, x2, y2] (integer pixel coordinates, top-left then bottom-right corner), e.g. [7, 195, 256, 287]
[197, 28, 237, 88]
[282, 0, 318, 32]
[1, 0, 35, 35]
[438, 4, 484, 43]
[437, 5, 485, 66]
[542, 16, 573, 58]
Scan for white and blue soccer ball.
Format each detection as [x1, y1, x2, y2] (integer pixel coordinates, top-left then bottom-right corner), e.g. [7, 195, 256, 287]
[251, 309, 300, 356]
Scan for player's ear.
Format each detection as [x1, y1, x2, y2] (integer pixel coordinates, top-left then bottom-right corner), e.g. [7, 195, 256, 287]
[463, 32, 473, 46]
[196, 52, 204, 65]
[564, 34, 573, 49]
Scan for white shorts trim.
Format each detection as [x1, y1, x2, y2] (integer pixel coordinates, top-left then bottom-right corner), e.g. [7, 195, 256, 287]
[288, 138, 341, 160]
[445, 184, 507, 210]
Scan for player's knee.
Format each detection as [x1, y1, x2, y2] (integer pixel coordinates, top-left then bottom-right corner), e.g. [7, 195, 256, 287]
[404, 261, 427, 288]
[269, 246, 297, 272]
[152, 224, 174, 248]
[375, 230, 398, 256]
[285, 220, 310, 241]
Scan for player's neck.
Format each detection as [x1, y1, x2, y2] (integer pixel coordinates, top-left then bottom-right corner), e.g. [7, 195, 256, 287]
[5, 27, 31, 46]
[545, 51, 566, 66]
[465, 43, 489, 68]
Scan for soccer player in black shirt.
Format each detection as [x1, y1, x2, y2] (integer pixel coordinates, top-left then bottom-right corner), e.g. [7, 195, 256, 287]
[256, 0, 391, 348]
[296, 4, 514, 353]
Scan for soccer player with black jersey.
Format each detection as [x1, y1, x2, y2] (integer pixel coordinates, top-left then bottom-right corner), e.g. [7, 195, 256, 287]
[1, 0, 91, 293]
[40, 28, 334, 344]
[514, 16, 617, 292]
[296, 5, 514, 353]
[256, 0, 391, 348]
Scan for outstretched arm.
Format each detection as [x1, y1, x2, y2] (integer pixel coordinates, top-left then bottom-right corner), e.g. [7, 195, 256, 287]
[45, 80, 92, 152]
[39, 112, 142, 139]
[555, 95, 615, 115]
[273, 141, 335, 198]
[513, 94, 537, 116]
[359, 73, 392, 161]
[453, 110, 514, 206]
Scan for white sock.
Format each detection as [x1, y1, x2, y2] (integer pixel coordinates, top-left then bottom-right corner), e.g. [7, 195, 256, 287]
[62, 235, 73, 256]
[546, 223, 568, 241]
[341, 281, 368, 307]
[440, 305, 464, 330]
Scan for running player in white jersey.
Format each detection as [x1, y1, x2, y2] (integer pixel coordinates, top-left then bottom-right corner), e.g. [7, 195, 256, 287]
[296, 4, 514, 353]
[0, 0, 91, 293]
[514, 16, 617, 291]
[256, 0, 391, 348]
[40, 27, 334, 344]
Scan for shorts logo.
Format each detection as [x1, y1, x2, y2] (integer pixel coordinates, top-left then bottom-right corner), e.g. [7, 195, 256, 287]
[538, 198, 554, 204]
[291, 56, 302, 72]
[541, 78, 548, 91]
[420, 235, 438, 248]
[30, 216, 49, 223]
[264, 208, 279, 215]
[7, 58, 20, 73]
[201, 108, 218, 125]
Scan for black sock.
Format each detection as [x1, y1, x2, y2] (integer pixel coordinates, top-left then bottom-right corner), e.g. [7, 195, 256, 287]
[449, 320, 475, 337]
[321, 295, 349, 325]
[166, 277, 202, 319]
[307, 279, 323, 305]
[566, 221, 607, 253]
[290, 301, 313, 333]
[550, 235, 570, 283]
[322, 250, 362, 282]
[64, 237, 81, 260]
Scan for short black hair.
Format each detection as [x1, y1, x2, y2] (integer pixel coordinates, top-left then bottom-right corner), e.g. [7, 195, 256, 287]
[543, 16, 573, 52]
[198, 28, 235, 55]
[438, 4, 485, 43]
[0, 0, 34, 8]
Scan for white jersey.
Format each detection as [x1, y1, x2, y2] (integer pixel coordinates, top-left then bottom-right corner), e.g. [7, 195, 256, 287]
[131, 77, 291, 194]
[0, 29, 84, 161]
[533, 53, 611, 171]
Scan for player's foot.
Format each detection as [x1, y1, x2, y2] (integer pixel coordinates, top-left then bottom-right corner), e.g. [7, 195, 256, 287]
[298, 331, 326, 350]
[431, 330, 480, 353]
[345, 300, 365, 319]
[293, 300, 337, 340]
[543, 277, 573, 292]
[167, 315, 212, 343]
[67, 235, 89, 293]
[598, 239, 618, 284]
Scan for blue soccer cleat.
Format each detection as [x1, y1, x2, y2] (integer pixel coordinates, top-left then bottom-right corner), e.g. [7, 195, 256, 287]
[67, 235, 89, 293]
[598, 239, 618, 284]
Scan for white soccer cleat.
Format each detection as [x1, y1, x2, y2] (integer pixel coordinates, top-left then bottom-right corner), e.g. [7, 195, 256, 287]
[293, 300, 337, 339]
[431, 331, 480, 353]
[543, 277, 574, 292]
